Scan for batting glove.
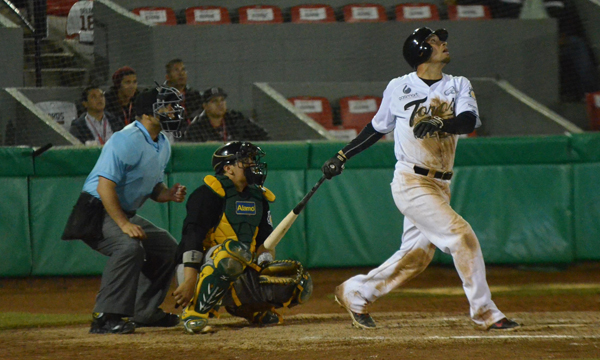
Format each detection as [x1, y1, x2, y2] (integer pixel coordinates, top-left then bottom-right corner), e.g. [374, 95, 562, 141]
[413, 116, 444, 139]
[322, 151, 346, 179]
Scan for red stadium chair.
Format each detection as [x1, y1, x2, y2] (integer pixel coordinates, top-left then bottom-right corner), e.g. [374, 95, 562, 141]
[288, 96, 334, 129]
[339, 95, 382, 132]
[291, 4, 336, 23]
[238, 5, 283, 24]
[447, 5, 492, 20]
[132, 7, 177, 25]
[47, 0, 79, 17]
[586, 91, 600, 131]
[186, 6, 230, 25]
[395, 3, 440, 21]
[343, 3, 387, 22]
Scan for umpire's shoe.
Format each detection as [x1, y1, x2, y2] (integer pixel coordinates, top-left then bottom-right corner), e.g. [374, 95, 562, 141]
[181, 307, 209, 334]
[89, 313, 136, 334]
[334, 286, 376, 330]
[488, 318, 520, 330]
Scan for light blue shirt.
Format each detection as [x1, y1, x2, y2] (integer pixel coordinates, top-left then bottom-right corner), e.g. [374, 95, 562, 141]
[83, 121, 171, 212]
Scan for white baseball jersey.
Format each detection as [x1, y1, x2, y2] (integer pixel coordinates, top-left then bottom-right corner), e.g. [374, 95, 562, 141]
[371, 72, 480, 173]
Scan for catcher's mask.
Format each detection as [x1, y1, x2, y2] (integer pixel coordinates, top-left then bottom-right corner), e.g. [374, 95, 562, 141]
[134, 84, 185, 137]
[212, 141, 268, 186]
[403, 27, 448, 69]
[153, 83, 185, 137]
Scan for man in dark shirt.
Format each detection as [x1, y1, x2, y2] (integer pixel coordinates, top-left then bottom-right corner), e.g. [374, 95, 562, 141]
[183, 87, 270, 142]
[164, 59, 203, 125]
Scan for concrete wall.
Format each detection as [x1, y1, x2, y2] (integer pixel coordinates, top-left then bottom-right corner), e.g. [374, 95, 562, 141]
[94, 0, 560, 114]
[0, 16, 24, 88]
[262, 80, 570, 138]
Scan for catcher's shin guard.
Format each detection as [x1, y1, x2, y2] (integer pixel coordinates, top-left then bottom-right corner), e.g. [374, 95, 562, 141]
[183, 240, 251, 334]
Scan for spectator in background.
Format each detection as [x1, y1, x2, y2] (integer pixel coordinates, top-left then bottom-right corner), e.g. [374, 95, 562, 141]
[105, 66, 139, 126]
[164, 59, 203, 125]
[70, 86, 125, 146]
[543, 0, 600, 101]
[183, 87, 270, 142]
[488, 0, 599, 101]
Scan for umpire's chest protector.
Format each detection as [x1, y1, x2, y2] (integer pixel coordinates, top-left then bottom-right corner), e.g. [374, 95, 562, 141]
[205, 175, 274, 248]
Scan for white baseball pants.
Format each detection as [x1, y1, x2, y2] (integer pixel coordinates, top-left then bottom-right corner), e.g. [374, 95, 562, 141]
[339, 169, 506, 329]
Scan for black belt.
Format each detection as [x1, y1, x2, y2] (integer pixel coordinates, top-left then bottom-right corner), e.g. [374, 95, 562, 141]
[413, 165, 453, 180]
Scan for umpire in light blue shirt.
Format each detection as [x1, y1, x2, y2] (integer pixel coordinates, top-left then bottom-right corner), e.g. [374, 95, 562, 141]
[70, 84, 188, 334]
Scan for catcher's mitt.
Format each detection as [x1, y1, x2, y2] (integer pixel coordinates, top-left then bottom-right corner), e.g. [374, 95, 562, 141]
[258, 260, 305, 286]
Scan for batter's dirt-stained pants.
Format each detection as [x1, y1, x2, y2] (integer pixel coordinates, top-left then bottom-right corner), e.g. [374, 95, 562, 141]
[86, 214, 177, 324]
[340, 170, 506, 329]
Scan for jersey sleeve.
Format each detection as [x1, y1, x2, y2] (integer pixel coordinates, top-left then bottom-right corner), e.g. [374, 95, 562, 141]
[177, 185, 223, 267]
[370, 80, 398, 134]
[456, 78, 482, 128]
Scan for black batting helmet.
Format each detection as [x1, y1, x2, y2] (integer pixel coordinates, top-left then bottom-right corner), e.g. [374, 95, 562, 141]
[212, 141, 268, 186]
[403, 27, 449, 69]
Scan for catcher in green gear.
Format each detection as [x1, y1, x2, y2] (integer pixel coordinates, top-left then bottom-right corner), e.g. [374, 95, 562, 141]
[173, 141, 312, 334]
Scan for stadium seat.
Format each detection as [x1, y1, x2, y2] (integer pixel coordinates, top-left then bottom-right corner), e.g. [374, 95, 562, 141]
[395, 3, 440, 21]
[447, 5, 492, 20]
[291, 4, 336, 23]
[238, 5, 283, 24]
[66, 0, 94, 43]
[339, 95, 382, 132]
[185, 6, 230, 25]
[35, 101, 78, 131]
[343, 3, 387, 22]
[132, 7, 177, 25]
[47, 0, 79, 17]
[288, 96, 334, 129]
[586, 91, 600, 131]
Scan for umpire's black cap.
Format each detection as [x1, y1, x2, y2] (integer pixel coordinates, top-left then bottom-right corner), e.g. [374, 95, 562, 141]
[403, 27, 448, 69]
[134, 88, 159, 117]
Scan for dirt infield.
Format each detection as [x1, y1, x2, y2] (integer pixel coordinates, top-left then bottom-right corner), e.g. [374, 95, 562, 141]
[1, 262, 599, 360]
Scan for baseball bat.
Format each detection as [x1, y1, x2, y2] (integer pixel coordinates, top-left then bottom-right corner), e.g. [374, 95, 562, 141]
[263, 175, 326, 250]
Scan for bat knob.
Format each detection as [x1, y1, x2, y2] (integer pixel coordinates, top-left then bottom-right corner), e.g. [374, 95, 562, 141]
[329, 164, 336, 169]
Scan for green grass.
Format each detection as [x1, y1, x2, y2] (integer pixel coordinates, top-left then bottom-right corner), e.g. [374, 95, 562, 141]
[0, 312, 89, 330]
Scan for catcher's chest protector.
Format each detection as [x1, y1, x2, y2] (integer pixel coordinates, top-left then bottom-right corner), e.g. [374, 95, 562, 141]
[206, 175, 272, 247]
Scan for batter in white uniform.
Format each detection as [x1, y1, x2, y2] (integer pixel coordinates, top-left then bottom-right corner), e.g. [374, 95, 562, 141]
[322, 27, 519, 331]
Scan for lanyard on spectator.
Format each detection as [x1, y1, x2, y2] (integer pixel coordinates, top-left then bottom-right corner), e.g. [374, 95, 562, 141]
[221, 121, 227, 141]
[85, 114, 107, 145]
[122, 103, 133, 125]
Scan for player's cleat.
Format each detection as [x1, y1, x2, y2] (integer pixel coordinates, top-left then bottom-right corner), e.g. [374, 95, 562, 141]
[251, 310, 283, 326]
[334, 294, 376, 330]
[135, 312, 180, 328]
[181, 307, 209, 334]
[488, 318, 520, 330]
[89, 313, 136, 334]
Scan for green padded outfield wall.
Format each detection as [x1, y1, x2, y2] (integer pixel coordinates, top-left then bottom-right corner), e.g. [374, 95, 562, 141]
[570, 133, 600, 260]
[0, 148, 34, 276]
[1, 135, 600, 276]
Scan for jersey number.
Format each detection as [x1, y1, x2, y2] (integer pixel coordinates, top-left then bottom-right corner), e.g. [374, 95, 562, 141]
[80, 15, 94, 31]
